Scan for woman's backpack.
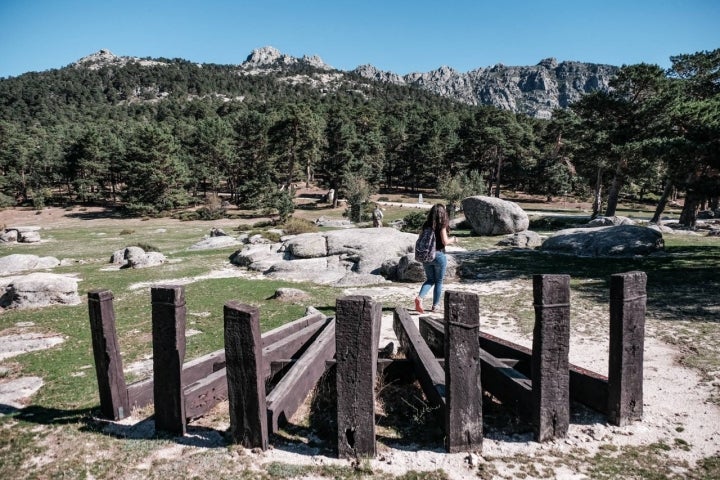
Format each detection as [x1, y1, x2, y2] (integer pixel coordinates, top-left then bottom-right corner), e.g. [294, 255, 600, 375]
[414, 227, 436, 263]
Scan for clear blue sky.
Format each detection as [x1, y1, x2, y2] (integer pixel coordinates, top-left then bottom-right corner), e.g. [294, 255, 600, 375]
[1, 0, 718, 78]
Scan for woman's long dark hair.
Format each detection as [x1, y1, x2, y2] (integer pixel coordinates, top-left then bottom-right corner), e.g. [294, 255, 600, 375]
[422, 204, 449, 232]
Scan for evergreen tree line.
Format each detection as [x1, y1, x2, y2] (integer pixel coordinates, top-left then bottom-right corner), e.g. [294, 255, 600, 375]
[0, 49, 717, 226]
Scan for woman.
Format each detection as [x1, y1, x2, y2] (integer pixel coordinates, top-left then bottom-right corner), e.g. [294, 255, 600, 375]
[414, 203, 457, 314]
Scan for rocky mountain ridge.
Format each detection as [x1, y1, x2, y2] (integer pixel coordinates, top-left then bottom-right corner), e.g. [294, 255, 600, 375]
[72, 46, 619, 118]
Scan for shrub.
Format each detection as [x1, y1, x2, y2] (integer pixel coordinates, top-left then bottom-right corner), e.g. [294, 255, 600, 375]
[402, 211, 427, 233]
[252, 220, 275, 228]
[283, 217, 318, 235]
[133, 242, 159, 252]
[0, 192, 15, 208]
[174, 211, 199, 221]
[195, 206, 225, 220]
[124, 203, 159, 217]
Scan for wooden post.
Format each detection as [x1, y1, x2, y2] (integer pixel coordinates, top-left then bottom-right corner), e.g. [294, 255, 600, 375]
[532, 274, 570, 442]
[151, 285, 186, 436]
[608, 271, 646, 426]
[224, 301, 268, 449]
[88, 290, 129, 420]
[444, 291, 483, 453]
[335, 296, 380, 459]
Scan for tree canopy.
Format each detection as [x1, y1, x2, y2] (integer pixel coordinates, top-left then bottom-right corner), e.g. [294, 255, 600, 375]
[0, 50, 717, 223]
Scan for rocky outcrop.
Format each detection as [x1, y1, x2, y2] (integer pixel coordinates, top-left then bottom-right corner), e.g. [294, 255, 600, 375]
[188, 235, 242, 251]
[1, 226, 42, 243]
[0, 273, 81, 309]
[110, 247, 166, 269]
[241, 46, 333, 71]
[0, 254, 60, 275]
[73, 49, 167, 70]
[462, 196, 529, 235]
[230, 228, 417, 286]
[496, 231, 543, 248]
[584, 216, 636, 227]
[70, 46, 618, 119]
[391, 253, 460, 283]
[356, 58, 618, 119]
[540, 225, 664, 257]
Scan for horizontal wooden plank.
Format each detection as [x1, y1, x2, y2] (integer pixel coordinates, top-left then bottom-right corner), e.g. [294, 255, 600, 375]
[127, 377, 153, 410]
[184, 368, 228, 420]
[393, 307, 445, 409]
[124, 313, 327, 412]
[266, 320, 336, 433]
[262, 318, 331, 378]
[262, 312, 326, 347]
[419, 316, 609, 414]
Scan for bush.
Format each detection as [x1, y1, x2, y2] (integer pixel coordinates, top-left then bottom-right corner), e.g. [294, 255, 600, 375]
[123, 203, 159, 217]
[174, 211, 199, 221]
[0, 192, 15, 208]
[402, 211, 427, 233]
[283, 217, 318, 235]
[252, 220, 275, 228]
[133, 242, 159, 252]
[247, 230, 282, 243]
[195, 206, 225, 220]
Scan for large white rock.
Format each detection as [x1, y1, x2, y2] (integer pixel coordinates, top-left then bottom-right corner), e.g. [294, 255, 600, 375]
[0, 254, 60, 275]
[0, 272, 81, 309]
[462, 196, 529, 235]
[188, 236, 241, 251]
[109, 247, 166, 269]
[230, 228, 416, 286]
[540, 225, 664, 257]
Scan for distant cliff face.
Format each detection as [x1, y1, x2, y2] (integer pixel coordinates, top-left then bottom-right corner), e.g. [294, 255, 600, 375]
[354, 57, 618, 119]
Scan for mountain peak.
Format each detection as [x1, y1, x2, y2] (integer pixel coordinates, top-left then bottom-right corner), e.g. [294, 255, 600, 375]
[242, 46, 332, 70]
[74, 49, 118, 66]
[73, 49, 166, 70]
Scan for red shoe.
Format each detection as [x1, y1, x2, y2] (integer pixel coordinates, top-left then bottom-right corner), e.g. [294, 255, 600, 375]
[414, 297, 424, 314]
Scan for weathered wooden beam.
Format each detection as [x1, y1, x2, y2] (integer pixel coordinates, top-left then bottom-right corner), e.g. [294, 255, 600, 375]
[444, 291, 483, 453]
[608, 271, 646, 426]
[478, 349, 533, 419]
[420, 317, 604, 413]
[181, 350, 227, 385]
[126, 377, 154, 410]
[151, 285, 187, 436]
[125, 313, 326, 412]
[262, 318, 330, 378]
[532, 274, 570, 442]
[336, 296, 381, 459]
[261, 312, 326, 348]
[393, 307, 446, 409]
[266, 319, 336, 433]
[224, 301, 268, 449]
[88, 290, 129, 420]
[184, 368, 227, 420]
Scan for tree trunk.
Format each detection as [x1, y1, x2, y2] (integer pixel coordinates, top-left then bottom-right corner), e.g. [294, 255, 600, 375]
[591, 168, 603, 219]
[605, 167, 625, 217]
[679, 190, 700, 228]
[650, 181, 673, 224]
[494, 155, 503, 198]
